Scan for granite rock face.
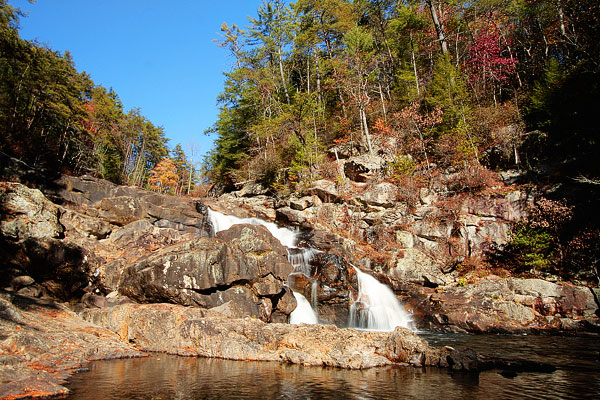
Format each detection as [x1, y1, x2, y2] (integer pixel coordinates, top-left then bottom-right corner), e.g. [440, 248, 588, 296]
[82, 302, 455, 370]
[207, 172, 600, 334]
[403, 278, 600, 333]
[0, 182, 100, 299]
[118, 224, 296, 322]
[0, 292, 141, 399]
[0, 182, 63, 241]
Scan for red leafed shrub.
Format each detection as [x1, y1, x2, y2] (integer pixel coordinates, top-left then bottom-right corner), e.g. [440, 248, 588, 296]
[466, 31, 517, 87]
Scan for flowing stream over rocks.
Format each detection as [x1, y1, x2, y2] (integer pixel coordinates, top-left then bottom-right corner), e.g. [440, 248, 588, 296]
[289, 292, 318, 325]
[2, 153, 599, 399]
[207, 208, 413, 331]
[350, 267, 414, 331]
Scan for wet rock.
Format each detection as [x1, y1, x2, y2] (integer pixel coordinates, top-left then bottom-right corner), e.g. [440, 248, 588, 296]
[82, 303, 464, 370]
[446, 347, 479, 371]
[382, 327, 439, 366]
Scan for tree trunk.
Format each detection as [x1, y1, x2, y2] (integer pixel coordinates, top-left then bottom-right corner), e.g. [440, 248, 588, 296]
[410, 32, 420, 95]
[277, 47, 290, 104]
[360, 105, 374, 156]
[314, 48, 323, 111]
[378, 82, 387, 121]
[426, 1, 449, 55]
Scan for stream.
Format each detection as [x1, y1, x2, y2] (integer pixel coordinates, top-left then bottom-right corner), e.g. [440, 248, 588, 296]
[64, 333, 599, 399]
[65, 209, 599, 398]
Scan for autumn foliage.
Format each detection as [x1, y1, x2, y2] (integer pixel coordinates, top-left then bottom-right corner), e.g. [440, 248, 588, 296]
[148, 158, 179, 194]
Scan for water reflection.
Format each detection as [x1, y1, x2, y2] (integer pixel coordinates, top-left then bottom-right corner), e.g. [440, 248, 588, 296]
[66, 334, 600, 400]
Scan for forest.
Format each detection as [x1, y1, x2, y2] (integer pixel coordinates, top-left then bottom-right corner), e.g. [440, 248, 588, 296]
[205, 0, 598, 187]
[202, 0, 599, 280]
[1, 0, 599, 278]
[0, 0, 197, 194]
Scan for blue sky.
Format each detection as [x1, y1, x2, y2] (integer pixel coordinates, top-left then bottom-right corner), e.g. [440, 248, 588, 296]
[11, 0, 264, 160]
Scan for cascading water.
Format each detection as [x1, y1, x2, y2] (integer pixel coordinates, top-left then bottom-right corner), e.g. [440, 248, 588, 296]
[349, 267, 413, 332]
[207, 208, 318, 323]
[208, 209, 297, 248]
[206, 208, 413, 331]
[287, 247, 319, 276]
[289, 292, 318, 324]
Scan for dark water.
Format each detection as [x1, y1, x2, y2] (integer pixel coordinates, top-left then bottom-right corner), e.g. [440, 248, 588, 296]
[65, 333, 600, 400]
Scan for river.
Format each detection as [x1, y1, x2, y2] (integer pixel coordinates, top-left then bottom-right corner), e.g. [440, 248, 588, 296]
[65, 333, 599, 399]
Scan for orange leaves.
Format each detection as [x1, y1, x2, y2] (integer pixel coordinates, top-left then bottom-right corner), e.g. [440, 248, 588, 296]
[372, 118, 392, 136]
[148, 158, 179, 194]
[398, 103, 442, 131]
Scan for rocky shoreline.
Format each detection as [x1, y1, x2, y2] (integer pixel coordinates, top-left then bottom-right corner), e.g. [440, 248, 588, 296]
[0, 291, 141, 399]
[0, 152, 597, 397]
[0, 292, 555, 399]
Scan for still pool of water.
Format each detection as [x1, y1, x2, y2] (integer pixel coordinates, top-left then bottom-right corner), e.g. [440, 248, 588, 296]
[65, 333, 599, 400]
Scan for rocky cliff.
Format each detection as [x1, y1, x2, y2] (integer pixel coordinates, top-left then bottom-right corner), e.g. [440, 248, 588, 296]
[0, 151, 597, 397]
[202, 152, 600, 334]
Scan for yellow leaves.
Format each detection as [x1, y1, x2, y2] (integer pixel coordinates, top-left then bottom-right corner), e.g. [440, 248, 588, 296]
[148, 158, 179, 194]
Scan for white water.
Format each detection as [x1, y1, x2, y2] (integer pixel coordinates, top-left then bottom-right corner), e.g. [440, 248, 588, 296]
[207, 208, 319, 324]
[208, 209, 298, 248]
[289, 291, 319, 324]
[287, 247, 319, 276]
[207, 208, 412, 331]
[349, 267, 413, 332]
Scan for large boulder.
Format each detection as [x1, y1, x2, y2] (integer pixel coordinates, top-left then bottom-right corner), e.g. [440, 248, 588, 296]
[344, 154, 387, 182]
[354, 182, 398, 209]
[118, 224, 295, 321]
[307, 180, 341, 203]
[0, 182, 63, 241]
[238, 181, 269, 197]
[215, 224, 293, 280]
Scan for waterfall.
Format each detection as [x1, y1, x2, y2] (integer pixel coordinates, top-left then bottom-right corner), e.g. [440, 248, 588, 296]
[206, 208, 412, 331]
[207, 208, 319, 323]
[208, 209, 298, 248]
[287, 247, 318, 276]
[288, 247, 320, 311]
[289, 292, 319, 324]
[349, 267, 413, 332]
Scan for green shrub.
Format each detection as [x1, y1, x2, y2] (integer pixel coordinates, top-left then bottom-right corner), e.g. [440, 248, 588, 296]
[392, 155, 415, 177]
[509, 225, 555, 271]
